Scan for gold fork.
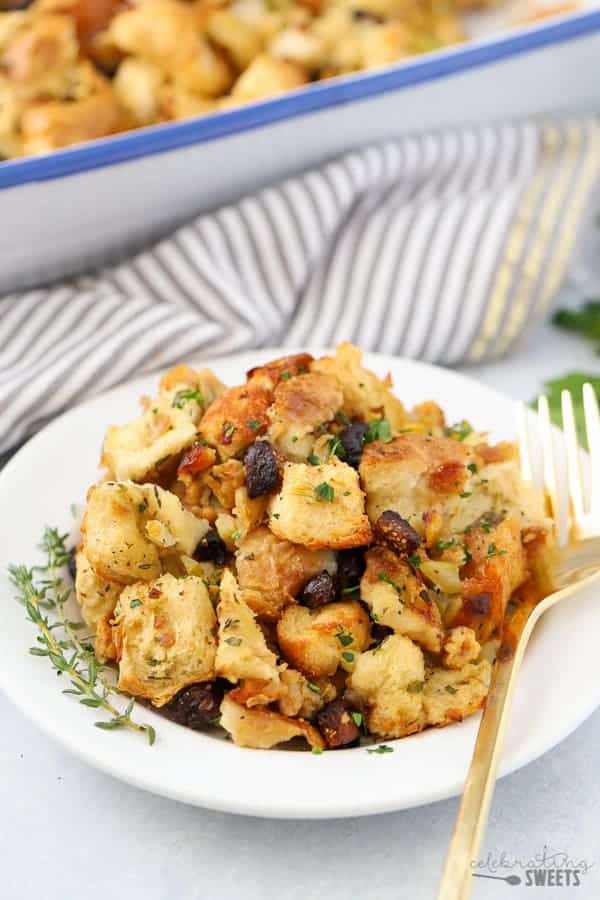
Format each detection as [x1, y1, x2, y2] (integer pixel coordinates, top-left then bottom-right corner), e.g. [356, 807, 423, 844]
[437, 384, 600, 900]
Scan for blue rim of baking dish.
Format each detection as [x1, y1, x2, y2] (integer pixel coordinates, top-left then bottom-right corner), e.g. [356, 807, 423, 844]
[2, 7, 600, 190]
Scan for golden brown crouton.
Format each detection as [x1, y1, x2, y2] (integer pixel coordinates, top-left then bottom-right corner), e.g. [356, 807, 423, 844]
[215, 570, 281, 705]
[113, 574, 217, 706]
[361, 546, 444, 653]
[276, 601, 370, 678]
[423, 661, 490, 726]
[278, 669, 337, 718]
[220, 695, 325, 750]
[247, 352, 313, 390]
[236, 526, 336, 621]
[442, 626, 481, 669]
[312, 343, 409, 430]
[74, 546, 121, 631]
[83, 481, 209, 584]
[199, 383, 272, 461]
[268, 459, 372, 550]
[102, 366, 223, 482]
[204, 459, 246, 509]
[267, 372, 343, 460]
[347, 634, 426, 738]
[230, 53, 308, 102]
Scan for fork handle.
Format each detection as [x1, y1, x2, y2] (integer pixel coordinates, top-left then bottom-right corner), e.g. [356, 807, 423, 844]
[437, 608, 540, 900]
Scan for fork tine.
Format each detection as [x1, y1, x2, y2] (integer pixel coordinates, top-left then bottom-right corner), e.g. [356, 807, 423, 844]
[537, 395, 560, 532]
[583, 383, 600, 515]
[561, 390, 585, 541]
[516, 402, 534, 483]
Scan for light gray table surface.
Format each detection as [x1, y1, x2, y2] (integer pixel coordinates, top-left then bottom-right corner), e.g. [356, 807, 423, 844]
[1, 314, 598, 900]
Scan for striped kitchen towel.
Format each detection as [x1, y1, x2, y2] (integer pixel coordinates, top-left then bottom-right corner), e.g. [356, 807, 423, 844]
[1, 116, 600, 459]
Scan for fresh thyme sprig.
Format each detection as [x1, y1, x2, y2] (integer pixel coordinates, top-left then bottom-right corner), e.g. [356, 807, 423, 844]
[8, 526, 156, 745]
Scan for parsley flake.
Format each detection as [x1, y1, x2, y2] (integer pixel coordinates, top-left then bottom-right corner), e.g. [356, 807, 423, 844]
[129, 599, 142, 609]
[351, 711, 363, 728]
[315, 482, 335, 502]
[224, 636, 242, 646]
[364, 418, 392, 443]
[341, 651, 354, 664]
[367, 744, 394, 755]
[246, 419, 262, 432]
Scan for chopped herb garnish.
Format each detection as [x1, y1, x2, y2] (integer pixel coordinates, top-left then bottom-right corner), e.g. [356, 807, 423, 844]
[445, 684, 458, 695]
[445, 420, 473, 442]
[129, 598, 142, 609]
[172, 389, 203, 410]
[364, 418, 392, 443]
[351, 711, 363, 728]
[341, 584, 360, 595]
[467, 463, 478, 473]
[407, 680, 424, 694]
[246, 419, 262, 432]
[341, 651, 354, 663]
[336, 410, 351, 427]
[151, 407, 158, 414]
[487, 543, 507, 558]
[327, 435, 346, 459]
[137, 502, 148, 513]
[459, 492, 472, 499]
[231, 530, 241, 540]
[315, 482, 335, 502]
[224, 636, 242, 646]
[367, 744, 394, 755]
[336, 630, 354, 647]
[307, 682, 321, 693]
[307, 454, 320, 466]
[311, 746, 323, 754]
[222, 421, 236, 441]
[292, 435, 298, 442]
[436, 538, 456, 551]
[462, 544, 473, 564]
[272, 513, 280, 519]
[408, 553, 421, 569]
[280, 371, 292, 380]
[377, 572, 404, 593]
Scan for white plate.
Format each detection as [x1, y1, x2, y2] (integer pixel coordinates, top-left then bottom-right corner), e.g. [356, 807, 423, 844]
[0, 349, 598, 819]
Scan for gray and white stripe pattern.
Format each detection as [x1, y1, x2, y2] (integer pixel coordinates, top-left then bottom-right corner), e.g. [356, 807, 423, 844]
[1, 117, 599, 457]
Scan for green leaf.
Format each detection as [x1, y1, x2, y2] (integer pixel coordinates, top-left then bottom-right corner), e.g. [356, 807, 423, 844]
[364, 418, 392, 443]
[145, 725, 156, 746]
[532, 373, 600, 450]
[553, 301, 600, 352]
[315, 482, 335, 502]
[366, 744, 394, 755]
[29, 647, 50, 657]
[80, 697, 103, 708]
[351, 711, 363, 728]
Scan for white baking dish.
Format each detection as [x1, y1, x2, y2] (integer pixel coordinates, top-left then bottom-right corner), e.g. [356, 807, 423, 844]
[3, 5, 600, 293]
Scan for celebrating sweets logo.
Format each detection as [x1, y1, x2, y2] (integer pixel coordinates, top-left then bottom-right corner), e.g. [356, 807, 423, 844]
[471, 846, 594, 888]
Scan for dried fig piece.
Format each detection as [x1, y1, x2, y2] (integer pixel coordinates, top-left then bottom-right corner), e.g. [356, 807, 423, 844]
[194, 529, 227, 567]
[162, 681, 224, 730]
[301, 571, 335, 608]
[338, 421, 368, 469]
[316, 699, 361, 749]
[245, 440, 281, 499]
[374, 510, 421, 557]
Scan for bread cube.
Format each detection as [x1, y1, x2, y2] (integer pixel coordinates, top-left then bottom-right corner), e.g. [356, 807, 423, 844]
[277, 601, 370, 678]
[113, 573, 217, 706]
[268, 459, 372, 549]
[423, 661, 490, 726]
[236, 526, 336, 620]
[220, 695, 324, 750]
[347, 634, 425, 738]
[267, 372, 343, 460]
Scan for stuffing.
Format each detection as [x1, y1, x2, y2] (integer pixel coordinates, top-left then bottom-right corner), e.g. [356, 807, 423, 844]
[267, 371, 344, 460]
[361, 546, 444, 653]
[74, 546, 121, 630]
[215, 570, 281, 705]
[204, 459, 246, 509]
[73, 342, 552, 751]
[102, 365, 224, 482]
[220, 695, 325, 750]
[82, 480, 209, 583]
[312, 343, 409, 431]
[456, 516, 528, 641]
[232, 486, 268, 537]
[205, 8, 263, 69]
[112, 57, 163, 125]
[229, 53, 308, 102]
[277, 601, 370, 678]
[423, 661, 491, 726]
[199, 383, 272, 461]
[268, 459, 372, 549]
[113, 573, 217, 706]
[1, 12, 78, 82]
[347, 634, 426, 738]
[247, 352, 313, 390]
[442, 626, 481, 669]
[278, 669, 337, 718]
[236, 526, 337, 620]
